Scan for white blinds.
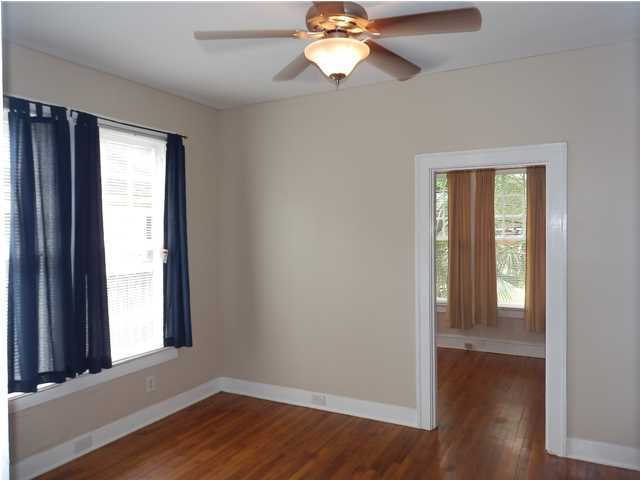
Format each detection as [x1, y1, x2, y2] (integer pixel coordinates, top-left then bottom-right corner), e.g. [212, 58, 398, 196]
[99, 126, 166, 362]
[0, 111, 9, 341]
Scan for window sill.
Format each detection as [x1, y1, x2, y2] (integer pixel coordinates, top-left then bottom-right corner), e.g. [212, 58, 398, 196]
[436, 303, 524, 318]
[8, 347, 178, 413]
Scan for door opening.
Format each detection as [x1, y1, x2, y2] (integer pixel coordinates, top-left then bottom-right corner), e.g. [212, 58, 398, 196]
[415, 143, 567, 456]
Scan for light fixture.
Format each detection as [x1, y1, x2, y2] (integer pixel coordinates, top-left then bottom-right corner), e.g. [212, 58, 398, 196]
[304, 37, 370, 87]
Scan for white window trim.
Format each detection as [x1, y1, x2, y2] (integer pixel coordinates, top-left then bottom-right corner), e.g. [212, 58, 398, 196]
[8, 347, 178, 413]
[415, 142, 567, 457]
[435, 303, 524, 318]
[97, 118, 167, 141]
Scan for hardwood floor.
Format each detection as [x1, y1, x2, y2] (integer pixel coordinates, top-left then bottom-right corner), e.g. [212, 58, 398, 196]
[38, 349, 638, 479]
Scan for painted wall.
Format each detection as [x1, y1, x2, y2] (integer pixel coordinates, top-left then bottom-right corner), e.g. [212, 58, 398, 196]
[3, 43, 223, 462]
[218, 41, 640, 449]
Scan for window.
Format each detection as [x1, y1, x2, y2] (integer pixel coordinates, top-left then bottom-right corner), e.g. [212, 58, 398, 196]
[434, 170, 527, 308]
[434, 174, 448, 303]
[99, 125, 166, 362]
[494, 171, 526, 308]
[3, 104, 182, 406]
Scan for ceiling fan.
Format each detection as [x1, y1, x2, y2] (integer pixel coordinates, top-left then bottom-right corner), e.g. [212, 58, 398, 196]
[194, 2, 482, 87]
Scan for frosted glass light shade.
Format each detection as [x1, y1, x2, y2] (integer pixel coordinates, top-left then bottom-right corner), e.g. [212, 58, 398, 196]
[304, 38, 370, 80]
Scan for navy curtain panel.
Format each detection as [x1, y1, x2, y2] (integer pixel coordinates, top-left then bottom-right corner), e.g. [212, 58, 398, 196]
[72, 112, 112, 373]
[7, 98, 73, 393]
[163, 134, 192, 348]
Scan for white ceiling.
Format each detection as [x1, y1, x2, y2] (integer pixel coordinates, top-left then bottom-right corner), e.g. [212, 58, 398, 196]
[3, 2, 640, 109]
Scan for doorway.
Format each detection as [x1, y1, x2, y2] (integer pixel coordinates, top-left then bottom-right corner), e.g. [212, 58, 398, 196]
[414, 143, 567, 456]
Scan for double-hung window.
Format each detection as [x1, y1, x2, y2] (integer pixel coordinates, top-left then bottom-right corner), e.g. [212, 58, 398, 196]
[99, 125, 166, 362]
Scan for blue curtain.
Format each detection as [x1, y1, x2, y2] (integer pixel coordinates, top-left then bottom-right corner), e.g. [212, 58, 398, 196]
[7, 102, 113, 393]
[7, 98, 73, 393]
[72, 112, 112, 373]
[163, 134, 192, 348]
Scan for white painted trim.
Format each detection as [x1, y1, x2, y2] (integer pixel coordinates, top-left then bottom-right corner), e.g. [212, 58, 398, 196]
[437, 334, 545, 359]
[567, 438, 640, 472]
[98, 118, 167, 141]
[415, 143, 568, 455]
[221, 378, 418, 428]
[415, 154, 437, 430]
[9, 348, 178, 413]
[12, 377, 223, 480]
[436, 303, 524, 319]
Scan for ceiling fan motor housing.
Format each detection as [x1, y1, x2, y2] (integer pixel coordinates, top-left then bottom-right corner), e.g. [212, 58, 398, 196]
[306, 2, 370, 35]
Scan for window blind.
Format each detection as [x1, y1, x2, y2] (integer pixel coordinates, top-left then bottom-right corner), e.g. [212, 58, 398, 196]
[0, 110, 9, 337]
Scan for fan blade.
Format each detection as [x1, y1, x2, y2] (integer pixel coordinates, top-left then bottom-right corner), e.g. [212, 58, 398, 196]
[312, 2, 345, 13]
[365, 41, 420, 81]
[369, 7, 481, 37]
[273, 53, 311, 81]
[194, 30, 300, 40]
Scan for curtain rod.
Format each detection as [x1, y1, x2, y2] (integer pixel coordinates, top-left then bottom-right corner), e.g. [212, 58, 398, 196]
[3, 94, 188, 140]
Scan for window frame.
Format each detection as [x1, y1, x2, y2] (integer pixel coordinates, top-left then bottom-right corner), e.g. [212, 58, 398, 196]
[6, 119, 176, 411]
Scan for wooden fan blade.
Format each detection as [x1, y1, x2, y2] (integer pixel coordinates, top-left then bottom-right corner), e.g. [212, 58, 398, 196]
[369, 7, 481, 37]
[312, 2, 346, 13]
[365, 41, 420, 81]
[194, 30, 300, 40]
[273, 53, 311, 81]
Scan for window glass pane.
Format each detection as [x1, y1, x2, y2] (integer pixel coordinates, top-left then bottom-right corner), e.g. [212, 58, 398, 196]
[434, 174, 448, 303]
[495, 171, 526, 308]
[100, 127, 166, 362]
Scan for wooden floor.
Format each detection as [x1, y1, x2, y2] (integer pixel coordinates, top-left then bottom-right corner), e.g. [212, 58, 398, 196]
[39, 349, 638, 479]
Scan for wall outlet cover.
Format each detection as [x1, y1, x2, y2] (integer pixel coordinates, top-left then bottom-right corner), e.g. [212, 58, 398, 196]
[311, 393, 327, 406]
[145, 376, 156, 393]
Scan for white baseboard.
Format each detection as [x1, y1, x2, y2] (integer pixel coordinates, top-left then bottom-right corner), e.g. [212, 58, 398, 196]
[437, 333, 545, 359]
[220, 377, 418, 428]
[12, 378, 223, 480]
[567, 437, 640, 472]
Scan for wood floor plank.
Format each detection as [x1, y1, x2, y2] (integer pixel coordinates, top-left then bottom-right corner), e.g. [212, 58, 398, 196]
[36, 349, 638, 479]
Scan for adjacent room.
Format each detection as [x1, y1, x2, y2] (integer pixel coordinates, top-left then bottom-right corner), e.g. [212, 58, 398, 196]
[1, 2, 639, 479]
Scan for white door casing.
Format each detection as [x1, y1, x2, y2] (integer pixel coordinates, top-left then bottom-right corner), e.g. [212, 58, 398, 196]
[414, 143, 567, 456]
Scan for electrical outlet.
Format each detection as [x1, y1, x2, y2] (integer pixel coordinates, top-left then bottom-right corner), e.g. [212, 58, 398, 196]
[145, 375, 156, 393]
[74, 435, 93, 453]
[464, 342, 473, 350]
[311, 393, 327, 406]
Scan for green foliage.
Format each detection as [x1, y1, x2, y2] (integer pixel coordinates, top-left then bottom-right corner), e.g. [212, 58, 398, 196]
[435, 240, 448, 301]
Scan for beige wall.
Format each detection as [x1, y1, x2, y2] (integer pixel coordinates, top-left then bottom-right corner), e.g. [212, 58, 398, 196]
[218, 41, 640, 449]
[3, 43, 223, 461]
